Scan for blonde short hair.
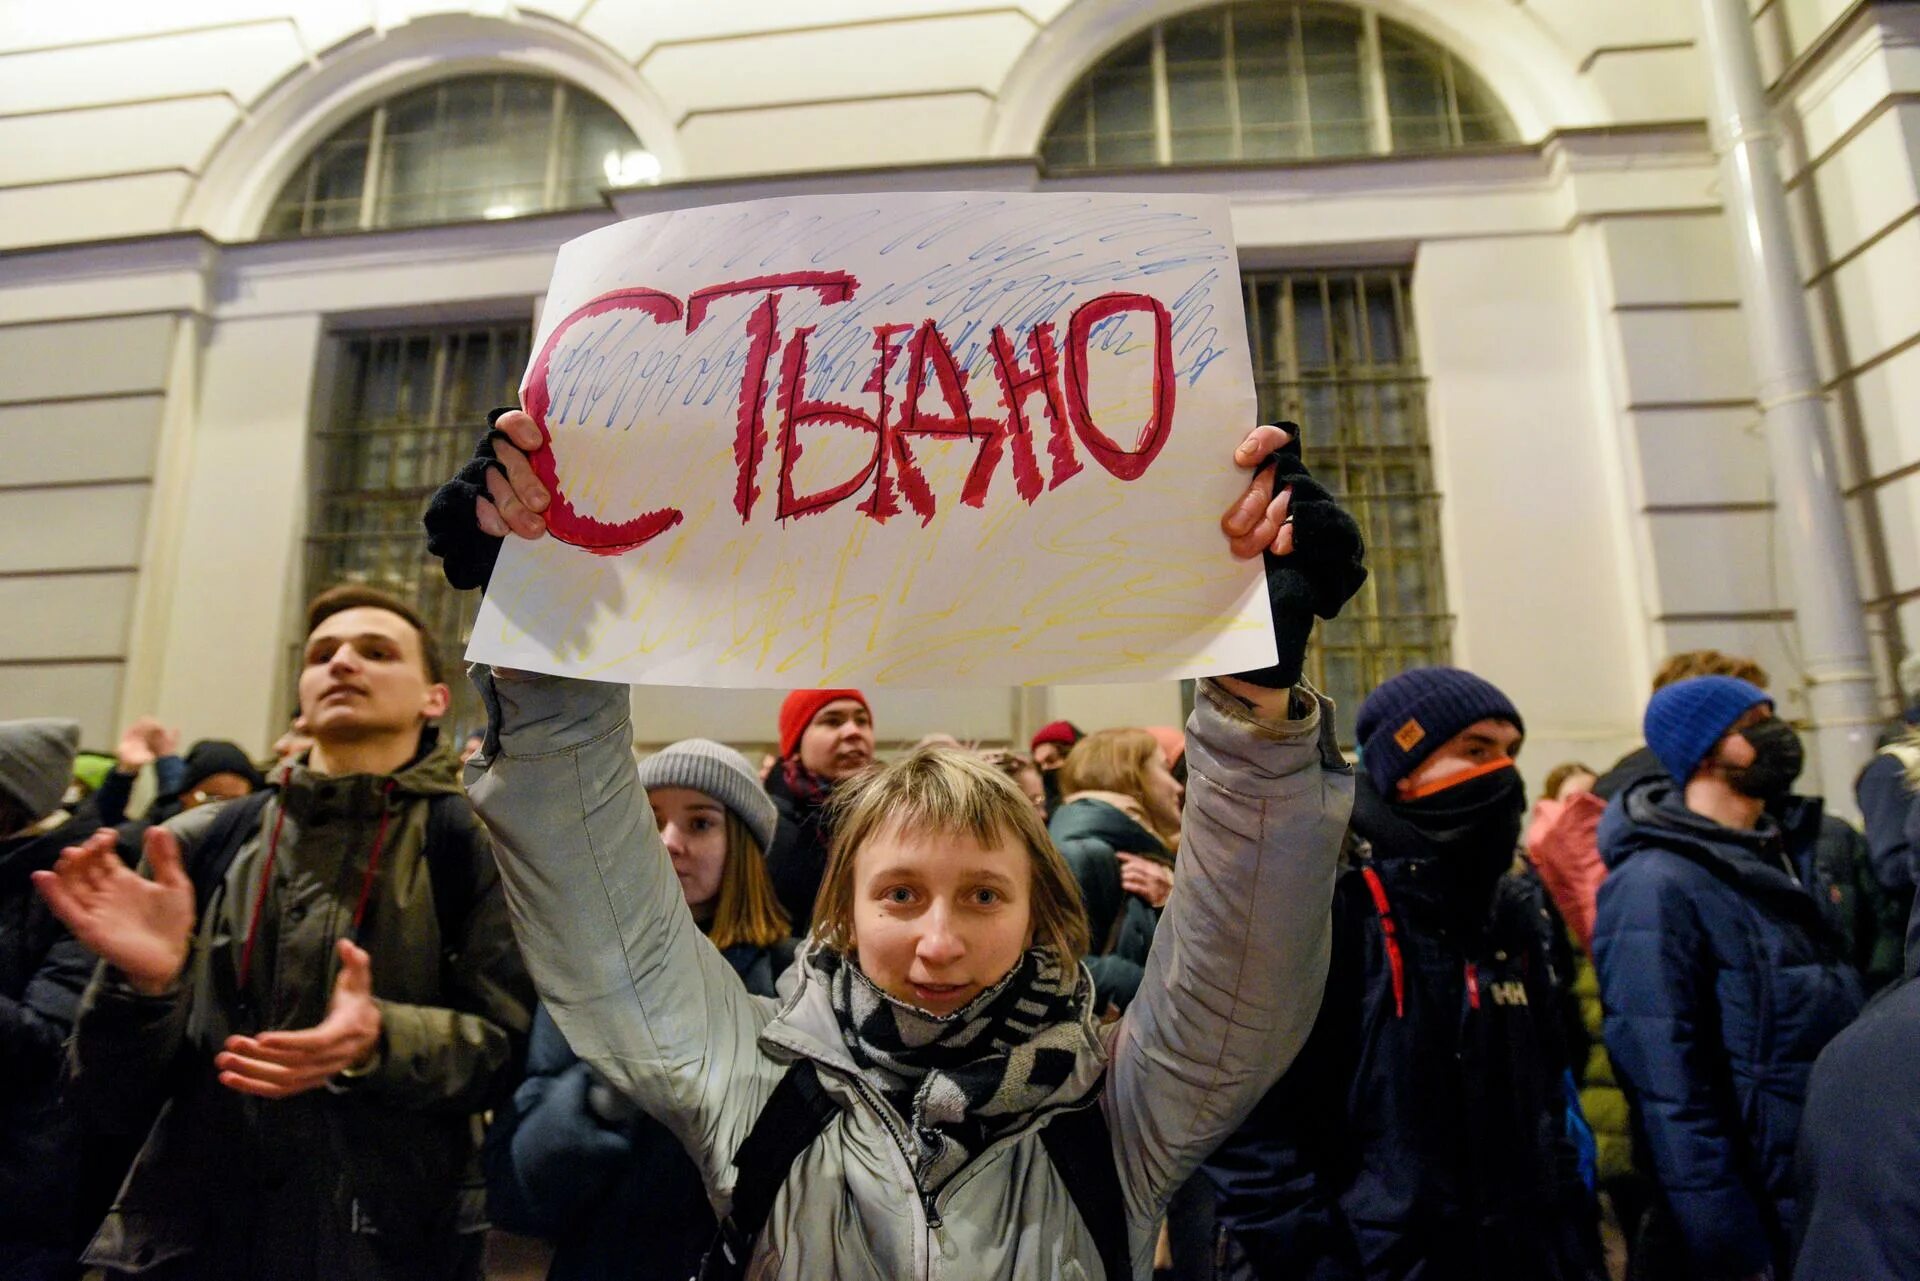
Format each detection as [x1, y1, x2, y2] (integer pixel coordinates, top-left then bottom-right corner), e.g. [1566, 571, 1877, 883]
[809, 747, 1090, 968]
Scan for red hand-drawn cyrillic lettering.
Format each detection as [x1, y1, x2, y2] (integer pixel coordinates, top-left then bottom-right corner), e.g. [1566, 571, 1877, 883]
[523, 288, 685, 555]
[974, 322, 1067, 507]
[773, 325, 882, 523]
[685, 273, 859, 522]
[524, 281, 1178, 554]
[1062, 293, 1176, 482]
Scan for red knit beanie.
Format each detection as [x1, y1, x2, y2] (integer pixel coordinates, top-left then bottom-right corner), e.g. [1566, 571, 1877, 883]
[778, 689, 870, 759]
[1030, 720, 1081, 754]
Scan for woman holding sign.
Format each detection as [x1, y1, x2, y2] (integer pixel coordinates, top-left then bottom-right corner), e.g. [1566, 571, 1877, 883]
[426, 410, 1365, 1280]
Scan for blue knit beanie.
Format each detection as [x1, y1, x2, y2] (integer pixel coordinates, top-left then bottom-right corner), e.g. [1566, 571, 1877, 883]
[1643, 676, 1771, 784]
[1355, 667, 1524, 795]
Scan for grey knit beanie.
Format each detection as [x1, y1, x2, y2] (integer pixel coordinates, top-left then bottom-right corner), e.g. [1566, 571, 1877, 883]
[636, 738, 779, 852]
[0, 718, 81, 825]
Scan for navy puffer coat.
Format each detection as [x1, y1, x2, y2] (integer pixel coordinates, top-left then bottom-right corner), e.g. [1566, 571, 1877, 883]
[1592, 779, 1863, 1279]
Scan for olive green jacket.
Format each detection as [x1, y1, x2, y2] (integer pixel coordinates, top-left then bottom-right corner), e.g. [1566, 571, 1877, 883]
[69, 737, 532, 1281]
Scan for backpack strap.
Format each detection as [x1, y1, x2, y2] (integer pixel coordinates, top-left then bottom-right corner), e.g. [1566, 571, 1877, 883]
[1038, 1092, 1131, 1281]
[421, 792, 483, 951]
[182, 790, 276, 919]
[1359, 865, 1406, 1019]
[698, 1060, 840, 1281]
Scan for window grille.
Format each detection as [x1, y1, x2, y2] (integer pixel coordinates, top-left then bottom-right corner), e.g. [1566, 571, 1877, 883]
[1243, 269, 1450, 745]
[305, 322, 532, 738]
[1041, 3, 1512, 170]
[264, 73, 651, 237]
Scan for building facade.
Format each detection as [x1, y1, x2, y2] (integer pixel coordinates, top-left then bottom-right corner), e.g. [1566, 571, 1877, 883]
[2, 0, 1915, 790]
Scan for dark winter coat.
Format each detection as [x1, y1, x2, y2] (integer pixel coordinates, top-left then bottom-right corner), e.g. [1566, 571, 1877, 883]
[1793, 968, 1920, 1281]
[485, 940, 792, 1281]
[1049, 794, 1171, 1013]
[68, 739, 533, 1281]
[1592, 778, 1863, 1280]
[1202, 842, 1602, 1281]
[762, 762, 833, 935]
[1592, 746, 1663, 803]
[1, 809, 108, 1260]
[1857, 743, 1916, 891]
[1775, 794, 1909, 994]
[91, 757, 189, 829]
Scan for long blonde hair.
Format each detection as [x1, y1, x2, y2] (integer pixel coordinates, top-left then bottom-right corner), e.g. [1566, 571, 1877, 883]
[809, 747, 1089, 969]
[1059, 728, 1178, 846]
[706, 813, 790, 951]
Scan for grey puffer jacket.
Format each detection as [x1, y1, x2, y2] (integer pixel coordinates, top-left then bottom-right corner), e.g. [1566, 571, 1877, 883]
[467, 673, 1352, 1281]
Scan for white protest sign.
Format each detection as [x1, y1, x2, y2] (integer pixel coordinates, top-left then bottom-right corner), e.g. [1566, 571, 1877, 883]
[468, 191, 1273, 687]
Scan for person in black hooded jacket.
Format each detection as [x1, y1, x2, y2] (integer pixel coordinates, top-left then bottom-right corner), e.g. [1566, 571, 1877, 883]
[1593, 676, 1863, 1281]
[1202, 667, 1604, 1281]
[1, 720, 105, 1281]
[1793, 853, 1920, 1281]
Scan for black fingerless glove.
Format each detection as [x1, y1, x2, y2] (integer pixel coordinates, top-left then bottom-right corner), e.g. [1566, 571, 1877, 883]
[422, 407, 517, 591]
[1229, 424, 1368, 690]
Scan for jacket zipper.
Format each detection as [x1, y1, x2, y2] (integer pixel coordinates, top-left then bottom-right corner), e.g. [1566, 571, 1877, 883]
[814, 1064, 944, 1265]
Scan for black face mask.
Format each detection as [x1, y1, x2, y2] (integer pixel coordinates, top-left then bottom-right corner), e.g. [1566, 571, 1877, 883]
[1354, 762, 1528, 924]
[1723, 716, 1805, 800]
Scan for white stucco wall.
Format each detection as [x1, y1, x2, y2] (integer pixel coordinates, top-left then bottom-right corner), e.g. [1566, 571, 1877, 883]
[0, 0, 1910, 802]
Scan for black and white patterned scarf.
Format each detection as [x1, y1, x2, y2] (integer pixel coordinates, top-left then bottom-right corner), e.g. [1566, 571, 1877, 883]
[808, 946, 1094, 1193]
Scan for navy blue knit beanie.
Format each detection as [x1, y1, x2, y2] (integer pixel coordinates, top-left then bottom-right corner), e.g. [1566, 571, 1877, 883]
[1643, 675, 1770, 784]
[1356, 667, 1523, 795]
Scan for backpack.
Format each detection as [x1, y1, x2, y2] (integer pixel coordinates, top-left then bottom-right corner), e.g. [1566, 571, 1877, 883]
[696, 1060, 1131, 1281]
[187, 788, 482, 947]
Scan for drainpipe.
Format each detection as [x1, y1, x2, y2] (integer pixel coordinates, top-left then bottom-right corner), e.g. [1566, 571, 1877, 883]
[1694, 0, 1880, 811]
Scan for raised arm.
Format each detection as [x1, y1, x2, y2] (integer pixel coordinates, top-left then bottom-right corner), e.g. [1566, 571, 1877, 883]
[1103, 678, 1351, 1227]
[462, 669, 771, 1186]
[1103, 420, 1364, 1249]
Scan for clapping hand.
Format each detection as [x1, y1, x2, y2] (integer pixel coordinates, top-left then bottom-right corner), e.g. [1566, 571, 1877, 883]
[215, 938, 383, 1099]
[33, 827, 194, 996]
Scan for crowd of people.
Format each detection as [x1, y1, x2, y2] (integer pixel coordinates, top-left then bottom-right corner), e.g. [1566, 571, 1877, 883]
[1, 409, 1917, 1281]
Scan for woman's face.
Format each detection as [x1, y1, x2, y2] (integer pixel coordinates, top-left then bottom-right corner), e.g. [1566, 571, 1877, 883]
[798, 699, 875, 781]
[852, 822, 1033, 1016]
[650, 787, 729, 915]
[1013, 764, 1047, 818]
[1144, 753, 1184, 834]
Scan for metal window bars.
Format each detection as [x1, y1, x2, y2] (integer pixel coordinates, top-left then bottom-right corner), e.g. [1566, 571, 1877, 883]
[1039, 2, 1514, 171]
[1243, 268, 1452, 746]
[301, 323, 532, 738]
[263, 74, 643, 237]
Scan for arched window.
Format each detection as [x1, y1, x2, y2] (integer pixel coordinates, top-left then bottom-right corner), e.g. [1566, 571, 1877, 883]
[263, 73, 654, 236]
[1040, 3, 1513, 169]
